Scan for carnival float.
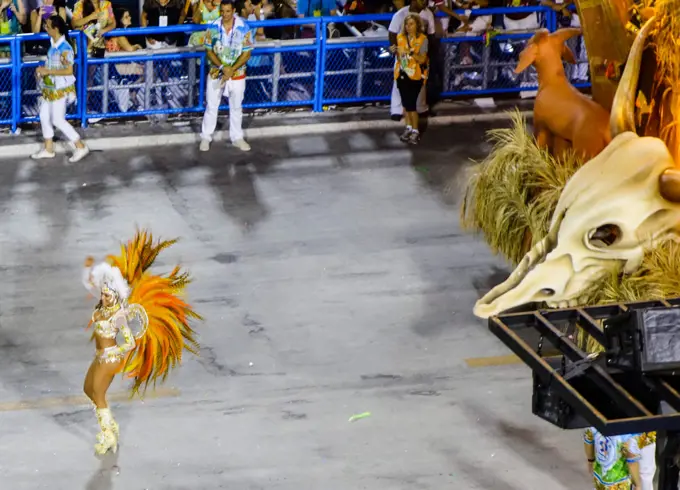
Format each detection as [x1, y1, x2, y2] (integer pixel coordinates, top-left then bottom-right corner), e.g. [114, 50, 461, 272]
[461, 0, 680, 348]
[459, 5, 680, 481]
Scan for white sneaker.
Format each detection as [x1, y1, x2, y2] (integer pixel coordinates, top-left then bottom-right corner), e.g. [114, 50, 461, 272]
[233, 139, 251, 152]
[31, 148, 56, 160]
[199, 139, 210, 152]
[69, 145, 90, 163]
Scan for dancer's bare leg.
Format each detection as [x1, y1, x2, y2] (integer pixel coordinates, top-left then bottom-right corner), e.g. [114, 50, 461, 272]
[83, 360, 96, 404]
[91, 362, 118, 408]
[89, 360, 122, 455]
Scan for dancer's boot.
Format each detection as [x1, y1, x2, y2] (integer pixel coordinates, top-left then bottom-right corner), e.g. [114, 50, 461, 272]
[110, 411, 119, 438]
[94, 408, 118, 455]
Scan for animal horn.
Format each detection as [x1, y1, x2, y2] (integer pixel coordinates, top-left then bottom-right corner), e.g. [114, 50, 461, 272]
[659, 168, 680, 203]
[610, 16, 656, 137]
[474, 209, 566, 312]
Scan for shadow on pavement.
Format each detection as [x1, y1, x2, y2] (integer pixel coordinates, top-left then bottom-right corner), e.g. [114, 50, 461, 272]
[85, 449, 120, 490]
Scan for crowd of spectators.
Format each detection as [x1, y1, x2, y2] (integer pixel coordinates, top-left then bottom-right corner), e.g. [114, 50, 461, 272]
[0, 0, 572, 51]
[0, 0, 583, 124]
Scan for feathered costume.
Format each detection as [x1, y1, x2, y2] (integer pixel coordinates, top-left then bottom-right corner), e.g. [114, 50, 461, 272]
[82, 229, 201, 455]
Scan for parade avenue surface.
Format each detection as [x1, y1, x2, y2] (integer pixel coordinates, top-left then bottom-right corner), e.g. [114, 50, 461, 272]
[0, 123, 589, 489]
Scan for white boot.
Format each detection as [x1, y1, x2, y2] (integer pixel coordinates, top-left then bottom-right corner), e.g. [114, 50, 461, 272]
[94, 408, 118, 455]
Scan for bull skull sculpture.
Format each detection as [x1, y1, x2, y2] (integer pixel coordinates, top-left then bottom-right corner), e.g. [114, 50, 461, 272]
[474, 131, 680, 318]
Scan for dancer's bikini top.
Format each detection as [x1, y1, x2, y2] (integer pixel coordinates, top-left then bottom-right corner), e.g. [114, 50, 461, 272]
[92, 319, 117, 339]
[91, 307, 124, 340]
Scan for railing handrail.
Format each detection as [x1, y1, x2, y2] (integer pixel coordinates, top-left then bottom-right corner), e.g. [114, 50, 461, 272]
[0, 6, 585, 133]
[322, 5, 552, 21]
[14, 30, 86, 42]
[450, 5, 552, 15]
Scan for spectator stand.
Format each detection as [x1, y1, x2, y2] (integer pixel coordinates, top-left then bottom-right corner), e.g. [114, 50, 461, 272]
[0, 7, 589, 132]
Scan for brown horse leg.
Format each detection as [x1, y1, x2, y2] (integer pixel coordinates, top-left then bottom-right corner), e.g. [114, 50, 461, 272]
[574, 132, 607, 162]
[534, 125, 552, 151]
[552, 135, 571, 161]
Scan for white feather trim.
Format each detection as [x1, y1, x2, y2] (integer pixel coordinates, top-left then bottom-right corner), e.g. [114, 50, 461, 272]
[86, 262, 130, 301]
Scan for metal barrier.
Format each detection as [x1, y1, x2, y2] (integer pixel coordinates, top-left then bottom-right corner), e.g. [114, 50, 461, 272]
[3, 7, 588, 131]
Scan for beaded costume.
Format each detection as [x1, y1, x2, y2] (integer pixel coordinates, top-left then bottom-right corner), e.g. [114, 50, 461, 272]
[82, 229, 201, 455]
[40, 36, 76, 102]
[584, 427, 642, 490]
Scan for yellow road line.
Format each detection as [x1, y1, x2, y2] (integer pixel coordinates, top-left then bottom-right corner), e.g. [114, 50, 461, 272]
[465, 354, 524, 368]
[0, 387, 180, 412]
[465, 354, 559, 368]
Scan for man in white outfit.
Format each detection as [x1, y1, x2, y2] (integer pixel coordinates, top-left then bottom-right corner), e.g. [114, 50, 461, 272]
[388, 0, 434, 120]
[200, 0, 252, 152]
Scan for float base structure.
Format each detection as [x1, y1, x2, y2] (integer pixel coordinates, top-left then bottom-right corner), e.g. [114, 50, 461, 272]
[488, 298, 680, 489]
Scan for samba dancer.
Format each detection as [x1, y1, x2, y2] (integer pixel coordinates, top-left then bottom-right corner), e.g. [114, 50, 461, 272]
[82, 229, 201, 455]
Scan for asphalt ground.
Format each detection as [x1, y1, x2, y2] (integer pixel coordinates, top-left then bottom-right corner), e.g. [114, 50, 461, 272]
[0, 122, 589, 489]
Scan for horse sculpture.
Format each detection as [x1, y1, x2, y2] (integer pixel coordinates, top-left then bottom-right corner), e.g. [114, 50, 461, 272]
[515, 28, 611, 160]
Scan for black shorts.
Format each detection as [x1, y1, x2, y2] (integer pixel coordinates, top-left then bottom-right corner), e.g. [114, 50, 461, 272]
[397, 72, 424, 112]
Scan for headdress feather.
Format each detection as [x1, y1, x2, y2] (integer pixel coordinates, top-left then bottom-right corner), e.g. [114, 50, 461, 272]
[88, 263, 130, 301]
[106, 228, 201, 397]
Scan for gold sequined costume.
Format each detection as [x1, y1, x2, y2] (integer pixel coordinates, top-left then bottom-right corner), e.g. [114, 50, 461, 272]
[82, 229, 201, 455]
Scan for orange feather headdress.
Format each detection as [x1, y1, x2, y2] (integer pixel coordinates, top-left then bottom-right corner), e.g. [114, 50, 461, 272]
[106, 229, 202, 397]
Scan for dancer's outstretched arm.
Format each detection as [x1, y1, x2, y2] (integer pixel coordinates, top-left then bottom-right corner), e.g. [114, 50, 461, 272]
[114, 312, 136, 356]
[82, 256, 98, 297]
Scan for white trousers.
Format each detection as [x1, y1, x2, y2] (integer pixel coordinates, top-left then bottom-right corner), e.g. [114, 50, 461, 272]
[390, 79, 427, 116]
[39, 97, 80, 142]
[639, 443, 656, 490]
[201, 76, 246, 143]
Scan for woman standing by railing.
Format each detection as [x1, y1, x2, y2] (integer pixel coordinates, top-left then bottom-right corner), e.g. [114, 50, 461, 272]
[71, 0, 116, 58]
[192, 0, 221, 25]
[29, 0, 66, 56]
[187, 0, 220, 46]
[392, 13, 429, 145]
[30, 0, 66, 33]
[106, 8, 143, 53]
[0, 0, 25, 57]
[31, 15, 89, 162]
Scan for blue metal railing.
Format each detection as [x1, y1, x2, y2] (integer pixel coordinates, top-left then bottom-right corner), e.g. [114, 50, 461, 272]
[1, 6, 588, 131]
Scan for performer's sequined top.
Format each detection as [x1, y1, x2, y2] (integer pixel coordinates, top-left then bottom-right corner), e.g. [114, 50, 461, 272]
[91, 303, 135, 363]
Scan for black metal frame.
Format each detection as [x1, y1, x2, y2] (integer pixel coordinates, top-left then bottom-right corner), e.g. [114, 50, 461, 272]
[489, 297, 680, 490]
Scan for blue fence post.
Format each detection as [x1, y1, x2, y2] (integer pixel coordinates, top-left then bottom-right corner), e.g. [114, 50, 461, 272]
[545, 7, 556, 32]
[78, 32, 88, 128]
[198, 51, 206, 111]
[11, 37, 19, 134]
[313, 18, 326, 112]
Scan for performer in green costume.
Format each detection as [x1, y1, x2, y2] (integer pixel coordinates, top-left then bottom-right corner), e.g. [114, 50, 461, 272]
[584, 427, 642, 490]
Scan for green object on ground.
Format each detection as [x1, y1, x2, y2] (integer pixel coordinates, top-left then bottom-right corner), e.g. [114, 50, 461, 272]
[348, 412, 371, 422]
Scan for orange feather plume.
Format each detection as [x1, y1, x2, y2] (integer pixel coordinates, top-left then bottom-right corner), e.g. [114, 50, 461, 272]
[106, 228, 201, 397]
